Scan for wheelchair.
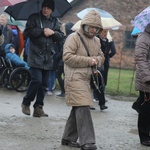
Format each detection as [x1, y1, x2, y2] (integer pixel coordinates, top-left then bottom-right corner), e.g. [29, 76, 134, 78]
[0, 56, 31, 92]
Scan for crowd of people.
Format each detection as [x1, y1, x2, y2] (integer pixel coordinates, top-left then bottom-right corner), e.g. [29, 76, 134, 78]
[0, 0, 149, 149]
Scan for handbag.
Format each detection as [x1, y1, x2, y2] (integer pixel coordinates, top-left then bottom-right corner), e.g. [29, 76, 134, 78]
[77, 32, 104, 93]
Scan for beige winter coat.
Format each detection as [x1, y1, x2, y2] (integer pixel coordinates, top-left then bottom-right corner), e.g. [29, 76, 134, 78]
[63, 10, 105, 106]
[135, 24, 150, 92]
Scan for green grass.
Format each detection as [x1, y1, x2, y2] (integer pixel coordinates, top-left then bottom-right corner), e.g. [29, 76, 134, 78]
[106, 68, 138, 97]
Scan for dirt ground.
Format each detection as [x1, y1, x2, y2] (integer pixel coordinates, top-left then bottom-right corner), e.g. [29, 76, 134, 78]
[0, 88, 149, 150]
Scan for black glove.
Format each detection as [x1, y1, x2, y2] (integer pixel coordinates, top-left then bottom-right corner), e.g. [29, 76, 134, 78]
[0, 28, 2, 36]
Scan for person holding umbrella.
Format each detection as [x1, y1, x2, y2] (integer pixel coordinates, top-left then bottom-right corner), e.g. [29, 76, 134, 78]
[61, 10, 104, 150]
[21, 0, 64, 117]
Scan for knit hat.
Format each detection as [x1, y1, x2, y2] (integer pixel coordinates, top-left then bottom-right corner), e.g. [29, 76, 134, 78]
[42, 0, 55, 12]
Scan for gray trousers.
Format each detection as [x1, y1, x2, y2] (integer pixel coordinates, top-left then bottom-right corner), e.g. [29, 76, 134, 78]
[62, 106, 96, 146]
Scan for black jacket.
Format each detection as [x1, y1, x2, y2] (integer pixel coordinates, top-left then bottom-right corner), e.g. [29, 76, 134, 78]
[99, 37, 116, 68]
[24, 11, 64, 70]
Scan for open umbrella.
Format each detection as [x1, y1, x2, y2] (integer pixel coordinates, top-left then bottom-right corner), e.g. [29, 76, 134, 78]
[77, 8, 114, 19]
[133, 6, 150, 32]
[71, 18, 122, 31]
[4, 0, 72, 20]
[131, 27, 141, 36]
[77, 8, 122, 29]
[0, 0, 26, 7]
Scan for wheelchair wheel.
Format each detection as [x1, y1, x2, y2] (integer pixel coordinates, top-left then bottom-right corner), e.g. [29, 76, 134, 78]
[2, 68, 12, 89]
[9, 67, 31, 92]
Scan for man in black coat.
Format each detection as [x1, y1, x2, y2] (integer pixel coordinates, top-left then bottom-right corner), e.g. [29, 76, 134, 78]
[21, 0, 64, 117]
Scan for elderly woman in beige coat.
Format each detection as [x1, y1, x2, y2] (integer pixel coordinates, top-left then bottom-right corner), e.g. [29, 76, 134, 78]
[61, 10, 104, 150]
[135, 23, 150, 147]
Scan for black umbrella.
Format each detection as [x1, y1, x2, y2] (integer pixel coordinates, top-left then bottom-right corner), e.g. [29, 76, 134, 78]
[4, 0, 72, 20]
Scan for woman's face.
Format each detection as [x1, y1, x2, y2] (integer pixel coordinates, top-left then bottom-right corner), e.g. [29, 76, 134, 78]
[86, 26, 100, 38]
[100, 29, 108, 38]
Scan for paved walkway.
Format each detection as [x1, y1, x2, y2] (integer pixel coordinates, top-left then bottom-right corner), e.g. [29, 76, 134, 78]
[0, 88, 149, 150]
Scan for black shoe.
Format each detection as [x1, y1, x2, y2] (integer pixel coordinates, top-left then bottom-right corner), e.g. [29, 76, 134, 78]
[141, 141, 150, 146]
[90, 107, 96, 110]
[81, 143, 97, 150]
[100, 105, 108, 110]
[61, 139, 80, 148]
[57, 93, 65, 98]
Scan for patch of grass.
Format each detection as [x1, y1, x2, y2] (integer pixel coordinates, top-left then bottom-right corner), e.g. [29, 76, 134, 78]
[106, 68, 138, 97]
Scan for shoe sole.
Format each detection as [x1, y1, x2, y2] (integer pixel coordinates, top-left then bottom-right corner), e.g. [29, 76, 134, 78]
[33, 114, 49, 117]
[62, 140, 80, 148]
[80, 146, 97, 150]
[22, 111, 30, 115]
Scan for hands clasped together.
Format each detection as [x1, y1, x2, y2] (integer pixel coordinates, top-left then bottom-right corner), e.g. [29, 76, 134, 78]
[44, 28, 54, 37]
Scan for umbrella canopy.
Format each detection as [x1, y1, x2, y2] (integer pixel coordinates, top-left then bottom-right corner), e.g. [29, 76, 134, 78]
[77, 7, 122, 29]
[101, 17, 122, 29]
[131, 27, 141, 36]
[71, 18, 122, 31]
[0, 0, 26, 7]
[4, 0, 72, 20]
[133, 6, 150, 32]
[77, 8, 114, 19]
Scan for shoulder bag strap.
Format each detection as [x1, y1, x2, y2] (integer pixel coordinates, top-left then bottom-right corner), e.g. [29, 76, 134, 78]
[77, 32, 101, 93]
[76, 32, 90, 56]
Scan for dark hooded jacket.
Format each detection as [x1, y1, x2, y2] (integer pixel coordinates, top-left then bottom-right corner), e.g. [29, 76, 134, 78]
[24, 11, 64, 70]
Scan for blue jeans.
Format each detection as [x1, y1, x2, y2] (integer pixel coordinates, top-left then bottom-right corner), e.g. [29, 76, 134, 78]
[48, 70, 56, 92]
[22, 67, 50, 108]
[56, 66, 65, 93]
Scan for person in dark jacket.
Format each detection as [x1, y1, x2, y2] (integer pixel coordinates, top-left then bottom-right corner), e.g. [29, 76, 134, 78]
[0, 14, 14, 56]
[21, 0, 64, 117]
[47, 40, 63, 96]
[94, 30, 116, 110]
[55, 22, 74, 98]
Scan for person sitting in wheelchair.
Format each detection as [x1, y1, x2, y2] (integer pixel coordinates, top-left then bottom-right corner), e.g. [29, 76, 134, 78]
[4, 43, 29, 70]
